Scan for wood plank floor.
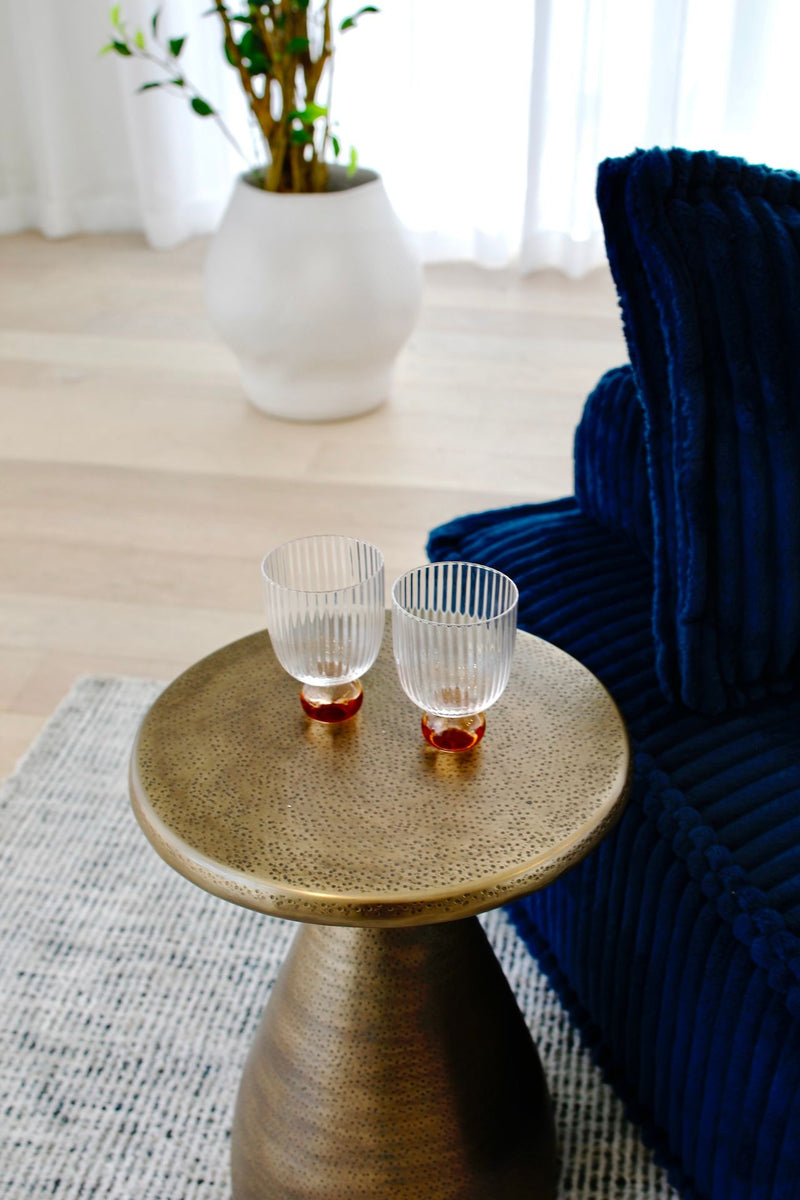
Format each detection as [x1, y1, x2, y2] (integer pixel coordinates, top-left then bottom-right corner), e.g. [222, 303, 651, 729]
[0, 232, 627, 777]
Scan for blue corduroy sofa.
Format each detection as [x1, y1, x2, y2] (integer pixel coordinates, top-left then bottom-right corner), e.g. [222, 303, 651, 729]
[428, 149, 800, 1200]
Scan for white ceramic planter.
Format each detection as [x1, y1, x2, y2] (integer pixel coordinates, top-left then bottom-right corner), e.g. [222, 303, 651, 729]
[204, 166, 423, 421]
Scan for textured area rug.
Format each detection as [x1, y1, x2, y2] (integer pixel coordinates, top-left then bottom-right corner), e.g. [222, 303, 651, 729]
[0, 678, 678, 1200]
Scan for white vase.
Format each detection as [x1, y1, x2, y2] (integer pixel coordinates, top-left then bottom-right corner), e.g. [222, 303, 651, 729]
[204, 166, 423, 421]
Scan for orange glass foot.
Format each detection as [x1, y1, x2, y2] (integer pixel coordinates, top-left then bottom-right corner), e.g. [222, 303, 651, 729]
[421, 712, 486, 752]
[300, 680, 363, 723]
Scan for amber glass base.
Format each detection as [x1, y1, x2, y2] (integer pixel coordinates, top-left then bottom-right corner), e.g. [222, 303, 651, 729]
[421, 712, 486, 752]
[300, 680, 364, 723]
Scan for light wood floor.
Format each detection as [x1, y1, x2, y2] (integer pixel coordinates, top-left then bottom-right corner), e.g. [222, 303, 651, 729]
[0, 232, 627, 777]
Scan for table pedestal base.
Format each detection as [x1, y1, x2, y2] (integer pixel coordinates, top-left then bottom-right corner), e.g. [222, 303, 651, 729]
[231, 917, 558, 1199]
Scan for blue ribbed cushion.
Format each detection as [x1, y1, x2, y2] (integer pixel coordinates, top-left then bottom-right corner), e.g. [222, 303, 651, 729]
[597, 148, 800, 715]
[428, 502, 800, 1200]
[574, 363, 653, 559]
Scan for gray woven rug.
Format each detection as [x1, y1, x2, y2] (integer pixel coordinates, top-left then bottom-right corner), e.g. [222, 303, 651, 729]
[0, 678, 678, 1200]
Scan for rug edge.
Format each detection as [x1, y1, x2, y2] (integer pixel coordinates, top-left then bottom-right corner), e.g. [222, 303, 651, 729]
[3, 674, 166, 787]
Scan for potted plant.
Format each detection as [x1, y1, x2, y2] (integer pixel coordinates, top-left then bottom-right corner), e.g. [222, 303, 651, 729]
[104, 2, 422, 421]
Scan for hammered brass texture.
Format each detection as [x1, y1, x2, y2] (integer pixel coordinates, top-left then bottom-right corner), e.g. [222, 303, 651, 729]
[230, 917, 557, 1200]
[130, 625, 631, 927]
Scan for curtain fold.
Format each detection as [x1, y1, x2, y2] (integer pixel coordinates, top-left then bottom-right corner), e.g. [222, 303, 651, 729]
[518, 0, 800, 276]
[1, 0, 799, 273]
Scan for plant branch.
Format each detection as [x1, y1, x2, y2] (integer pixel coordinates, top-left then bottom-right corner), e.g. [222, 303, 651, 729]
[247, 6, 276, 65]
[136, 45, 248, 160]
[212, 2, 255, 101]
[304, 0, 332, 100]
[224, 3, 279, 162]
[317, 11, 336, 169]
[211, 0, 274, 147]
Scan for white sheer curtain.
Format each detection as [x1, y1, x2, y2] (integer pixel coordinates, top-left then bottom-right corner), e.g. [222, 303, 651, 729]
[519, 0, 800, 274]
[2, 0, 800, 270]
[0, 0, 244, 248]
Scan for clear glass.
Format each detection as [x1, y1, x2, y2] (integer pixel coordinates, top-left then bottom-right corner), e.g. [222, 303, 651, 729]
[261, 535, 385, 722]
[391, 561, 518, 751]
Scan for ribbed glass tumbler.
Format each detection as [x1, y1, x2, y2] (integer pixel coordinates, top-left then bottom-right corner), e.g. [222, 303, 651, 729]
[261, 535, 385, 723]
[392, 561, 518, 751]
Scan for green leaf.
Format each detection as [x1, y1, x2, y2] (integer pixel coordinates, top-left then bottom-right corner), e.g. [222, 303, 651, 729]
[99, 42, 116, 56]
[168, 36, 186, 57]
[290, 128, 314, 144]
[137, 77, 183, 92]
[247, 53, 270, 76]
[112, 39, 133, 55]
[191, 97, 215, 116]
[134, 28, 146, 50]
[347, 145, 358, 176]
[287, 36, 309, 54]
[331, 134, 341, 157]
[151, 7, 160, 35]
[239, 28, 263, 56]
[289, 102, 327, 123]
[223, 36, 237, 65]
[339, 5, 379, 32]
[238, 27, 269, 74]
[110, 4, 122, 27]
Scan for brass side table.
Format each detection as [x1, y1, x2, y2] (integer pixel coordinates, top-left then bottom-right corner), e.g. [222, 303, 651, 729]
[130, 627, 630, 1200]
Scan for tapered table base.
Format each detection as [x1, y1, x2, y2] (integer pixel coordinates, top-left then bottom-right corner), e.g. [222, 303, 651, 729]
[231, 918, 557, 1200]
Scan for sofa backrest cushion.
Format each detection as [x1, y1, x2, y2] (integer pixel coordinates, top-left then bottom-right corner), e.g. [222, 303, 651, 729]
[597, 147, 800, 714]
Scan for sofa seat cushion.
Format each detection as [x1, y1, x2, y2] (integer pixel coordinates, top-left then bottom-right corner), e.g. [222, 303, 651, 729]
[428, 500, 800, 1200]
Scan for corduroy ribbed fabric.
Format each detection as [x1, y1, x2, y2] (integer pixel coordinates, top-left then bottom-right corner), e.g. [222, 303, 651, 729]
[427, 502, 800, 1200]
[597, 148, 800, 715]
[574, 363, 653, 560]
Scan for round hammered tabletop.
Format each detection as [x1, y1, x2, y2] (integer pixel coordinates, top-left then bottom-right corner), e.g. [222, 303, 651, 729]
[130, 625, 631, 927]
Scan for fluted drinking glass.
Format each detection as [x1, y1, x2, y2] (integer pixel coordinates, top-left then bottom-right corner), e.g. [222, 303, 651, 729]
[262, 535, 385, 722]
[392, 561, 518, 751]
